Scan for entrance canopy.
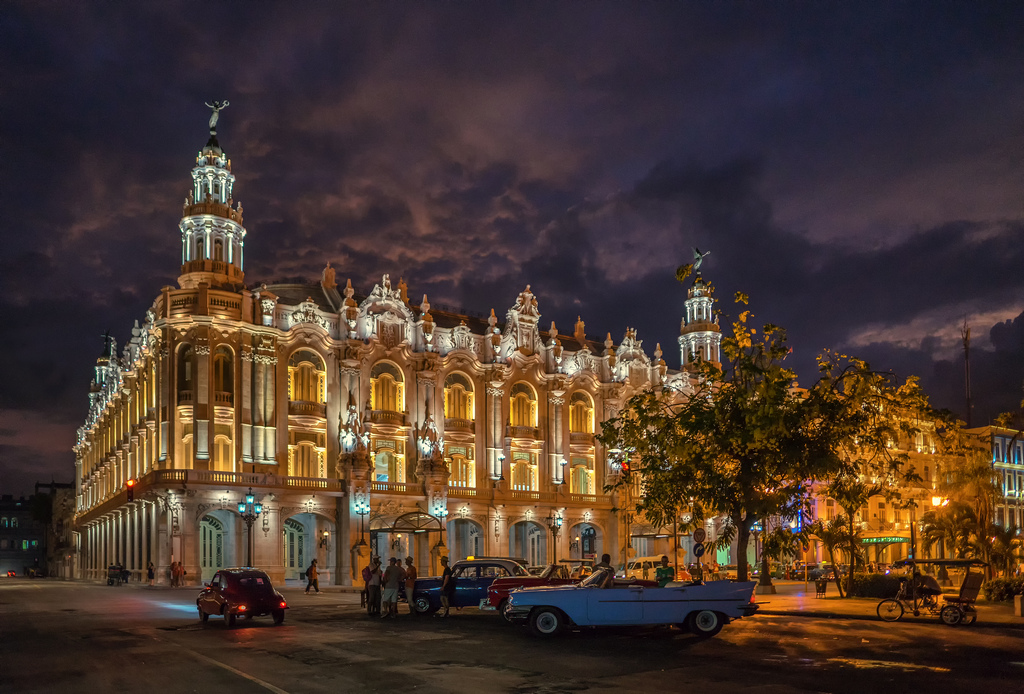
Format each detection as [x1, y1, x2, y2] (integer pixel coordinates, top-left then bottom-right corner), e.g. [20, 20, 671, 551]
[374, 511, 443, 535]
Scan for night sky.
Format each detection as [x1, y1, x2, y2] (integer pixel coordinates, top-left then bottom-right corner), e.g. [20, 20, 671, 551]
[3, 2, 1024, 496]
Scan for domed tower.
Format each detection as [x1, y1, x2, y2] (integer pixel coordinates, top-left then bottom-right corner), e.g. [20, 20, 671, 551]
[678, 250, 721, 368]
[178, 101, 246, 290]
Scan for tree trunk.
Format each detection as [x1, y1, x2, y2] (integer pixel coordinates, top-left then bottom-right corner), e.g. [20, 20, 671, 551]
[737, 520, 751, 582]
[826, 544, 845, 598]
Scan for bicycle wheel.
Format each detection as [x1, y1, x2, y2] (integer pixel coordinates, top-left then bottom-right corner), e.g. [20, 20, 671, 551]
[962, 606, 977, 626]
[877, 599, 904, 622]
[940, 605, 962, 626]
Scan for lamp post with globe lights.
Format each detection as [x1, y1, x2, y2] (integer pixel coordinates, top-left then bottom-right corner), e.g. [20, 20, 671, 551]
[237, 488, 263, 567]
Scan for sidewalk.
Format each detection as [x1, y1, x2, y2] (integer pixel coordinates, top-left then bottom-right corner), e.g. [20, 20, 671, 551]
[756, 580, 1023, 628]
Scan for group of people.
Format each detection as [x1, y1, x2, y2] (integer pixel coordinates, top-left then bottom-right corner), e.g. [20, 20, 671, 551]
[361, 555, 424, 618]
[169, 561, 187, 587]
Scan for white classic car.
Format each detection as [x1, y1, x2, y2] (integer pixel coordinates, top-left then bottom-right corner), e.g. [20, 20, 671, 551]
[505, 567, 758, 638]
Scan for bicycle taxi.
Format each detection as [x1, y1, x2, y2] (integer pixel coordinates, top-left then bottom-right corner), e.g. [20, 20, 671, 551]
[876, 558, 987, 626]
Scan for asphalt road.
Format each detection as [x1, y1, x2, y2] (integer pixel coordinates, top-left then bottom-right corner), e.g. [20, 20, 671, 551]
[2, 579, 1023, 693]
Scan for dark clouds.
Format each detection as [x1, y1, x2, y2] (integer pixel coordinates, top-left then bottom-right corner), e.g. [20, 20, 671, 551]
[2, 1, 1024, 495]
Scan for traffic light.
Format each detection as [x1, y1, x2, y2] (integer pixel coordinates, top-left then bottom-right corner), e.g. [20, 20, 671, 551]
[126, 479, 136, 502]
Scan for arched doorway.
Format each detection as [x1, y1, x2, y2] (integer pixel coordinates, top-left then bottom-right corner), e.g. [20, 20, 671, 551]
[199, 509, 238, 581]
[568, 522, 601, 561]
[370, 512, 443, 572]
[509, 520, 547, 566]
[447, 518, 483, 561]
[284, 512, 336, 583]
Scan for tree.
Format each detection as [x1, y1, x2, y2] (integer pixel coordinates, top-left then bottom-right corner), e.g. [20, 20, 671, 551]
[988, 524, 1022, 577]
[600, 285, 872, 582]
[807, 518, 860, 597]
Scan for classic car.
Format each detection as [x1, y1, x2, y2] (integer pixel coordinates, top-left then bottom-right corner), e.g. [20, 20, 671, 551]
[486, 563, 658, 620]
[412, 558, 529, 615]
[197, 568, 289, 627]
[505, 567, 758, 638]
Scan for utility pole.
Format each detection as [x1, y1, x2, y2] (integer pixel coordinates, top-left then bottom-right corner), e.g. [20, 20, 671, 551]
[962, 319, 972, 427]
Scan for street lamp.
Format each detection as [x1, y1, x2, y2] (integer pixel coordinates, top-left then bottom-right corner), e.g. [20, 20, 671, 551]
[547, 513, 563, 562]
[319, 529, 330, 549]
[559, 457, 568, 486]
[354, 498, 370, 546]
[434, 505, 449, 549]
[497, 453, 506, 482]
[237, 487, 263, 567]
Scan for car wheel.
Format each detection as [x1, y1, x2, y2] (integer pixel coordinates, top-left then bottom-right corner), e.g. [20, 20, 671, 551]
[963, 607, 977, 626]
[876, 599, 904, 622]
[529, 607, 565, 637]
[940, 605, 962, 626]
[198, 607, 209, 624]
[499, 599, 513, 623]
[226, 612, 237, 628]
[413, 596, 437, 615]
[687, 610, 724, 638]
[272, 609, 285, 625]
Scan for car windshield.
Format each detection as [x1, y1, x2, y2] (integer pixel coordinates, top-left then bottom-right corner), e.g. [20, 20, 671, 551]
[510, 563, 529, 577]
[580, 567, 612, 588]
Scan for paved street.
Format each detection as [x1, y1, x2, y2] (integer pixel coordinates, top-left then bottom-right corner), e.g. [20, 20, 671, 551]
[2, 578, 1024, 693]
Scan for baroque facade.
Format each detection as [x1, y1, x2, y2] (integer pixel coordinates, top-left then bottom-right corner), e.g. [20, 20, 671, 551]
[73, 118, 722, 586]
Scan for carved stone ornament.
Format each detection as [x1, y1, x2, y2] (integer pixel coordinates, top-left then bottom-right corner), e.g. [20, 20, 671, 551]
[291, 300, 332, 332]
[194, 345, 211, 356]
[450, 322, 476, 353]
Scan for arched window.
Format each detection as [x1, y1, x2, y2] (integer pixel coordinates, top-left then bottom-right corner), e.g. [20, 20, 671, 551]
[196, 237, 205, 260]
[288, 350, 326, 403]
[569, 392, 594, 433]
[371, 362, 404, 413]
[1, 518, 7, 528]
[570, 457, 593, 494]
[510, 383, 537, 428]
[444, 372, 474, 421]
[213, 346, 233, 402]
[178, 345, 194, 393]
[511, 452, 536, 491]
[11, 517, 17, 528]
[181, 434, 195, 470]
[213, 435, 233, 473]
[213, 238, 224, 261]
[291, 443, 317, 478]
[447, 453, 474, 488]
[374, 449, 403, 482]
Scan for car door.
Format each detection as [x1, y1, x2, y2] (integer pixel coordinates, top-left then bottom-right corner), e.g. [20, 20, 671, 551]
[587, 583, 644, 623]
[477, 564, 513, 606]
[452, 565, 478, 606]
[200, 572, 222, 613]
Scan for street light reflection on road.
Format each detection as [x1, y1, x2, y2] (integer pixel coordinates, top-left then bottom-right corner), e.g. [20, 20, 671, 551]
[153, 601, 200, 614]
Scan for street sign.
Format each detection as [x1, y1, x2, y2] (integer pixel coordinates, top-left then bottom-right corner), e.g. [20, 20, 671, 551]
[693, 542, 705, 558]
[802, 544, 810, 553]
[693, 528, 706, 544]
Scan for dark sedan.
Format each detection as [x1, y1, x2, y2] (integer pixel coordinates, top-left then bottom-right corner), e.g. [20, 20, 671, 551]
[197, 568, 288, 627]
[412, 558, 529, 614]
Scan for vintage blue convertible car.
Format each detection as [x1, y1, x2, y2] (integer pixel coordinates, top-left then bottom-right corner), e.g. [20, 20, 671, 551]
[412, 558, 529, 614]
[506, 567, 758, 638]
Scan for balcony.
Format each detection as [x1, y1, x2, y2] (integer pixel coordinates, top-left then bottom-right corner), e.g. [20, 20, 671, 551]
[570, 432, 594, 445]
[370, 410, 406, 426]
[569, 493, 599, 504]
[509, 490, 556, 502]
[177, 391, 193, 405]
[288, 400, 327, 418]
[371, 480, 421, 494]
[447, 487, 478, 498]
[506, 425, 540, 440]
[444, 417, 474, 433]
[214, 391, 233, 406]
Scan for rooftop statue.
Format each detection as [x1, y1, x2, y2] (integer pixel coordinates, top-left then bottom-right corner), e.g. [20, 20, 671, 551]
[692, 247, 710, 274]
[204, 100, 230, 133]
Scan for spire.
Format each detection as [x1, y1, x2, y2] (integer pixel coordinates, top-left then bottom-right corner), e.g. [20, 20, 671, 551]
[178, 101, 247, 290]
[679, 247, 721, 368]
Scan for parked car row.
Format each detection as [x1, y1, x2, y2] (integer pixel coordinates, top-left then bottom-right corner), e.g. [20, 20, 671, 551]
[194, 557, 760, 640]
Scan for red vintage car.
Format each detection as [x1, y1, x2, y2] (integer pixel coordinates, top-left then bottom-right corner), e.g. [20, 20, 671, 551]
[485, 563, 658, 620]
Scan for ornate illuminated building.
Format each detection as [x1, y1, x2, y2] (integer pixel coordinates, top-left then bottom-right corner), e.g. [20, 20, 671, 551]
[72, 114, 716, 585]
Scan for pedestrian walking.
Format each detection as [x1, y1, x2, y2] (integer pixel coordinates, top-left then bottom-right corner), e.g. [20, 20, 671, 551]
[382, 557, 404, 618]
[404, 556, 418, 615]
[305, 559, 320, 594]
[366, 557, 382, 616]
[360, 561, 372, 608]
[147, 562, 155, 587]
[438, 556, 454, 617]
[170, 561, 179, 587]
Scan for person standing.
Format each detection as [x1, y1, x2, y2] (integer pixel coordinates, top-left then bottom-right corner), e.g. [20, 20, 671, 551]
[655, 555, 675, 587]
[366, 558, 382, 616]
[382, 557, 404, 618]
[305, 559, 320, 594]
[404, 556, 418, 615]
[438, 556, 454, 617]
[147, 562, 155, 587]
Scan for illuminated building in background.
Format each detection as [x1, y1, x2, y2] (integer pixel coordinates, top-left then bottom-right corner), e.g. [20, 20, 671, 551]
[72, 113, 698, 585]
